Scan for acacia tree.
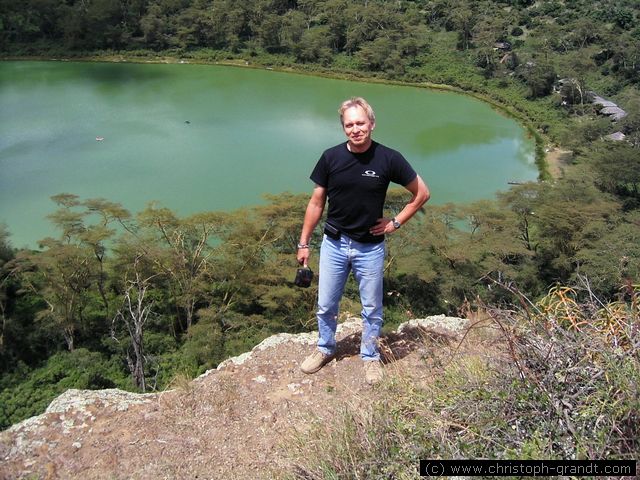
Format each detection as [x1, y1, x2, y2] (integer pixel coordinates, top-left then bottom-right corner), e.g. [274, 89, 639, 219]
[12, 195, 100, 351]
[294, 25, 335, 64]
[250, 193, 316, 325]
[16, 239, 95, 351]
[448, 0, 475, 51]
[296, 0, 323, 30]
[569, 17, 598, 49]
[140, 3, 170, 49]
[136, 205, 226, 331]
[356, 37, 399, 72]
[498, 183, 542, 254]
[610, 33, 640, 85]
[0, 226, 14, 351]
[560, 50, 597, 114]
[590, 143, 640, 200]
[80, 197, 131, 318]
[279, 9, 306, 52]
[573, 214, 640, 296]
[206, 193, 314, 329]
[472, 15, 507, 76]
[384, 202, 471, 312]
[524, 168, 621, 288]
[113, 254, 158, 392]
[618, 95, 640, 148]
[516, 61, 557, 99]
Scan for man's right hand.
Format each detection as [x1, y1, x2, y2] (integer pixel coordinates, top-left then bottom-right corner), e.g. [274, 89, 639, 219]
[297, 246, 309, 267]
[297, 184, 326, 269]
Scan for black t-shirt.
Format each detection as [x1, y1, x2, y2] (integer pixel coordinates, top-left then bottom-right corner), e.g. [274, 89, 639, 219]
[310, 141, 417, 243]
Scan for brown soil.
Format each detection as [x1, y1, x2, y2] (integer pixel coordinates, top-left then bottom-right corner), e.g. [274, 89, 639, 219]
[0, 315, 491, 480]
[545, 147, 573, 178]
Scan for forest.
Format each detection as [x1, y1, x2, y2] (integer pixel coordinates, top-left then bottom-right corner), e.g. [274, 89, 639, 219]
[0, 0, 639, 459]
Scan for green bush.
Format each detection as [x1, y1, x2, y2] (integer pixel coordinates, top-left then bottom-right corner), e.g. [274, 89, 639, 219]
[0, 349, 129, 430]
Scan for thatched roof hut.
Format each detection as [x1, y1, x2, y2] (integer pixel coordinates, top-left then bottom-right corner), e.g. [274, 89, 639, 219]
[605, 131, 626, 141]
[592, 93, 628, 121]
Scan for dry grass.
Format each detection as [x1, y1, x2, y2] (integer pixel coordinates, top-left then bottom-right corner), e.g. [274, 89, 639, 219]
[280, 285, 640, 479]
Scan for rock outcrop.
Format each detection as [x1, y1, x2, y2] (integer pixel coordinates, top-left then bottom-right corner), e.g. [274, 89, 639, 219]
[1, 315, 468, 480]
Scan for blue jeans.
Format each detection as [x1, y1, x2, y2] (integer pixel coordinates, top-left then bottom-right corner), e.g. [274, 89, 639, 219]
[316, 233, 386, 361]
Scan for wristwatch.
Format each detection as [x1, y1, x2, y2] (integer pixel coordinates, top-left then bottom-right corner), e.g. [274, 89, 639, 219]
[392, 217, 401, 230]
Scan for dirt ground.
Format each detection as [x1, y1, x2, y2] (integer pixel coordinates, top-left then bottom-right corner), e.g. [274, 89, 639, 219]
[0, 316, 480, 480]
[545, 147, 573, 178]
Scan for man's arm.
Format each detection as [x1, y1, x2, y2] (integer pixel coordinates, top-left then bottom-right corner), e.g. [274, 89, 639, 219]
[297, 185, 327, 266]
[369, 174, 430, 236]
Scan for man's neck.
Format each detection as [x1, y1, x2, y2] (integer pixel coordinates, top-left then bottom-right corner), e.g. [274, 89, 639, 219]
[347, 140, 372, 153]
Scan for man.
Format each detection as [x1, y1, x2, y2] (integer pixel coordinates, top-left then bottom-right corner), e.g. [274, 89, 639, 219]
[297, 97, 430, 385]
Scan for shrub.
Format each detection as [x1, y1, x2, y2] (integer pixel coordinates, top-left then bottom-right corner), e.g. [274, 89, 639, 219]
[0, 349, 129, 430]
[282, 285, 639, 478]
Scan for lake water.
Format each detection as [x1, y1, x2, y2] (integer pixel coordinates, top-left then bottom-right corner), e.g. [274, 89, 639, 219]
[0, 61, 537, 248]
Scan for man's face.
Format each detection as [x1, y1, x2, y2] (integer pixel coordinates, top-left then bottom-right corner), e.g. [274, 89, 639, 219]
[342, 105, 375, 152]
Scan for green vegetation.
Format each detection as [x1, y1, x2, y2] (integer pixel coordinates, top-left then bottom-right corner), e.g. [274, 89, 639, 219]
[0, 193, 318, 428]
[0, 2, 638, 467]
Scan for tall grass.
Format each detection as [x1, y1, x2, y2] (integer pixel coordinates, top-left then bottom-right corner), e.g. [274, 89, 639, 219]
[281, 284, 639, 479]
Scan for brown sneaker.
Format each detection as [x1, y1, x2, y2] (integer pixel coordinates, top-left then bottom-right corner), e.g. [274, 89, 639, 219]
[301, 350, 334, 374]
[364, 360, 384, 385]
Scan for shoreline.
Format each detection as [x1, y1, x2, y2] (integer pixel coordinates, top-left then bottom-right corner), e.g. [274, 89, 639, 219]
[2, 53, 554, 180]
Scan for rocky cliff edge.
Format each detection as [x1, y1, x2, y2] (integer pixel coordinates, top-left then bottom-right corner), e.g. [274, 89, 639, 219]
[0, 315, 469, 480]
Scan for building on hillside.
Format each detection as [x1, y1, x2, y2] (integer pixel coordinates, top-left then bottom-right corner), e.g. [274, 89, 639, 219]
[605, 131, 626, 141]
[493, 41, 512, 51]
[591, 93, 628, 121]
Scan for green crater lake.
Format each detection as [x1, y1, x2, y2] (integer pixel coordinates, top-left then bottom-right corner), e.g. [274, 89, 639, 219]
[0, 61, 537, 248]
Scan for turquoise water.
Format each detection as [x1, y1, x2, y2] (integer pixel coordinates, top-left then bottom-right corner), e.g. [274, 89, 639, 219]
[0, 61, 537, 248]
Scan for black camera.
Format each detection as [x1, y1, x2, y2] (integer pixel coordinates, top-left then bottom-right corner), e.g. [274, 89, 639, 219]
[294, 266, 314, 288]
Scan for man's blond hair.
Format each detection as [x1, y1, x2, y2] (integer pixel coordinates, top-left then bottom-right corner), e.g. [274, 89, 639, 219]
[338, 97, 376, 125]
